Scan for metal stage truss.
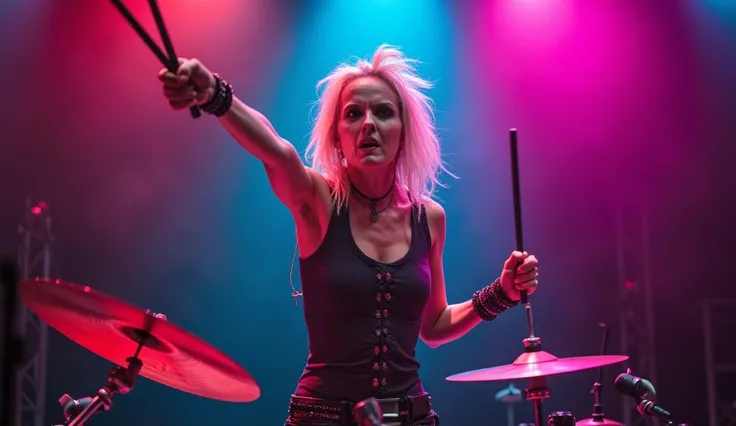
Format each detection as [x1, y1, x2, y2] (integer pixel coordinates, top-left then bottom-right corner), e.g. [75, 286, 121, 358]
[14, 198, 56, 426]
[616, 204, 657, 426]
[701, 298, 736, 426]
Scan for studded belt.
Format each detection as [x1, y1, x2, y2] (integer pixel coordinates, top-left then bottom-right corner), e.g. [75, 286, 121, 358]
[288, 393, 434, 425]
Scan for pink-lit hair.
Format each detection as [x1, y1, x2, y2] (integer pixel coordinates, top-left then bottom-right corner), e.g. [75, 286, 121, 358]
[305, 44, 455, 214]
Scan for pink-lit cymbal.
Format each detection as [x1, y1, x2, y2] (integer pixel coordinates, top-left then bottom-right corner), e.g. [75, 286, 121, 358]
[20, 277, 260, 403]
[575, 418, 625, 426]
[446, 350, 628, 382]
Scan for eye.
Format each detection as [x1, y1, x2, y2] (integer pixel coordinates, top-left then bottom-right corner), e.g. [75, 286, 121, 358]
[375, 105, 394, 119]
[344, 106, 361, 119]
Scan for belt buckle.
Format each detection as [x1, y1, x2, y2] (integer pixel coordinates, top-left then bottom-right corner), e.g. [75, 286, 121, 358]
[378, 398, 401, 423]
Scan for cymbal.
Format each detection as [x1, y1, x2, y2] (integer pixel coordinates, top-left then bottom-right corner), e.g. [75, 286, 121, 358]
[576, 418, 625, 426]
[20, 277, 260, 403]
[446, 350, 628, 382]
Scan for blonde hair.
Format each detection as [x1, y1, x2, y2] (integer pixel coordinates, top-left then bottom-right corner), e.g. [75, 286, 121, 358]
[305, 44, 455, 214]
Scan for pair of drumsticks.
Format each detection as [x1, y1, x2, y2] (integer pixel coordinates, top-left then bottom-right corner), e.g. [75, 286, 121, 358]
[111, 0, 200, 119]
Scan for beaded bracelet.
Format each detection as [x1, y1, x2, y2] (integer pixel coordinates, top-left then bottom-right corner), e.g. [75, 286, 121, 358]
[471, 278, 519, 321]
[200, 74, 233, 117]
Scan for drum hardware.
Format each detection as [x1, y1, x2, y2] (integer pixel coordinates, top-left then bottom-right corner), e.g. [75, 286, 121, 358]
[52, 351, 143, 426]
[495, 383, 522, 426]
[575, 324, 624, 426]
[18, 277, 260, 425]
[548, 411, 576, 426]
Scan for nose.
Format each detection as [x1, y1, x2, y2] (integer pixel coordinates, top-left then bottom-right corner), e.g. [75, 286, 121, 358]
[362, 115, 376, 134]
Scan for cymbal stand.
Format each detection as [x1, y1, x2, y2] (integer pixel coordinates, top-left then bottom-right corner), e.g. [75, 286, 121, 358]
[520, 301, 548, 426]
[55, 311, 160, 426]
[588, 324, 610, 423]
[57, 356, 142, 426]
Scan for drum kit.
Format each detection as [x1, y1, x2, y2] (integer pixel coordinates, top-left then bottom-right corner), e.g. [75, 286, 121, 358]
[7, 275, 650, 426]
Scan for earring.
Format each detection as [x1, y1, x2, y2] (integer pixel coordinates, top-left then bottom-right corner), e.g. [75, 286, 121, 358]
[337, 149, 347, 168]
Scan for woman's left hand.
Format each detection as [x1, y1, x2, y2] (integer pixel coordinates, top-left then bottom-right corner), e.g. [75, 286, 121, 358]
[500, 251, 539, 301]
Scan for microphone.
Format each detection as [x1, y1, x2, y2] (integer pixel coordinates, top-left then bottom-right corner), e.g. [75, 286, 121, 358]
[613, 371, 657, 400]
[58, 394, 93, 420]
[613, 371, 673, 425]
[354, 397, 383, 426]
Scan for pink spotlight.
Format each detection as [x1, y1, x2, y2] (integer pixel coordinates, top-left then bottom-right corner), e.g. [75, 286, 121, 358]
[30, 201, 48, 215]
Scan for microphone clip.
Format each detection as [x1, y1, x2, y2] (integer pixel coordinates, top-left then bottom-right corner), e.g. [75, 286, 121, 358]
[637, 399, 673, 425]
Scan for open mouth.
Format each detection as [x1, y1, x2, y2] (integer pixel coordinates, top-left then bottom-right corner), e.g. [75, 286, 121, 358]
[358, 139, 380, 150]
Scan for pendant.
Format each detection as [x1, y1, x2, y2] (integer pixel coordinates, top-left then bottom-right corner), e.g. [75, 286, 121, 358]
[369, 203, 379, 223]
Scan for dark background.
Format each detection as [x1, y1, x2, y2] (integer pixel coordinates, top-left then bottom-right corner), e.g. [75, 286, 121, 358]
[1, 0, 735, 425]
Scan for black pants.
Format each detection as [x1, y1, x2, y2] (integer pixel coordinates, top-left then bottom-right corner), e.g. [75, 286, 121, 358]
[284, 394, 440, 426]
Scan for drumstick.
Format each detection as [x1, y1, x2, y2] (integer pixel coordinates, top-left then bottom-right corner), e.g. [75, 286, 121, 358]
[147, 0, 200, 118]
[509, 128, 528, 304]
[148, 0, 177, 65]
[110, 0, 201, 119]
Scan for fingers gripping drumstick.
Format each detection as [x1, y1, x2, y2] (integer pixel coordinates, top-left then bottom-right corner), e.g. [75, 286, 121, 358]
[110, 0, 201, 119]
[509, 128, 527, 304]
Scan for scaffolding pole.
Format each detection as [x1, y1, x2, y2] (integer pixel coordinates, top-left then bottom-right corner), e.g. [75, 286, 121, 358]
[701, 298, 736, 426]
[616, 204, 657, 426]
[14, 198, 53, 426]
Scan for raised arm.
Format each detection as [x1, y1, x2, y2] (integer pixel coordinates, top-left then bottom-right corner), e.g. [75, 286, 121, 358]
[158, 58, 315, 213]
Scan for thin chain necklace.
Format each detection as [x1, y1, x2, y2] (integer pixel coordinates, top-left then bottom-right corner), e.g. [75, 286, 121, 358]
[349, 178, 395, 223]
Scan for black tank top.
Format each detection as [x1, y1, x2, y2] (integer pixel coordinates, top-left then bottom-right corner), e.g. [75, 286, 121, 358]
[294, 200, 432, 402]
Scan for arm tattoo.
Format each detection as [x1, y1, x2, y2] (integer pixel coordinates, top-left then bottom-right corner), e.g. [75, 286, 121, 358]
[299, 203, 315, 222]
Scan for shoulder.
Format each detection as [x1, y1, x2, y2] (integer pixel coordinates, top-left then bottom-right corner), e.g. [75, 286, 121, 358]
[420, 197, 447, 249]
[421, 197, 446, 225]
[305, 166, 328, 184]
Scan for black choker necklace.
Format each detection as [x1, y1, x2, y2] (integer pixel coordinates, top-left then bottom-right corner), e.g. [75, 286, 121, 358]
[350, 180, 395, 223]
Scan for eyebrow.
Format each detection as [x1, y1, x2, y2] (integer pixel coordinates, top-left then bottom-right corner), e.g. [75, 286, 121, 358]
[342, 100, 397, 110]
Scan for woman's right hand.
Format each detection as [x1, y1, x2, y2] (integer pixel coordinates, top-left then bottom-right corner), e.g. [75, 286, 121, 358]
[158, 58, 217, 110]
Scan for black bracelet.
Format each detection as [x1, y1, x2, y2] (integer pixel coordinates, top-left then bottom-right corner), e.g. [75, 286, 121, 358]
[200, 74, 233, 117]
[471, 278, 519, 321]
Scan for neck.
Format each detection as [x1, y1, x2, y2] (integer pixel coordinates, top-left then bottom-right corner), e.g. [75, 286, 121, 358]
[347, 168, 395, 199]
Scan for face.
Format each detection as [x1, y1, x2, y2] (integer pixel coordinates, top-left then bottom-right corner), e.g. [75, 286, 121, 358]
[336, 76, 403, 170]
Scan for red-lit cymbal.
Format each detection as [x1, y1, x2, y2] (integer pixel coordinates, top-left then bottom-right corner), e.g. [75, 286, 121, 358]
[20, 277, 260, 403]
[446, 350, 628, 382]
[576, 418, 625, 426]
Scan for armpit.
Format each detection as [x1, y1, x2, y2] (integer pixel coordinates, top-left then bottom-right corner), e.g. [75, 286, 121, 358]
[299, 202, 318, 223]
